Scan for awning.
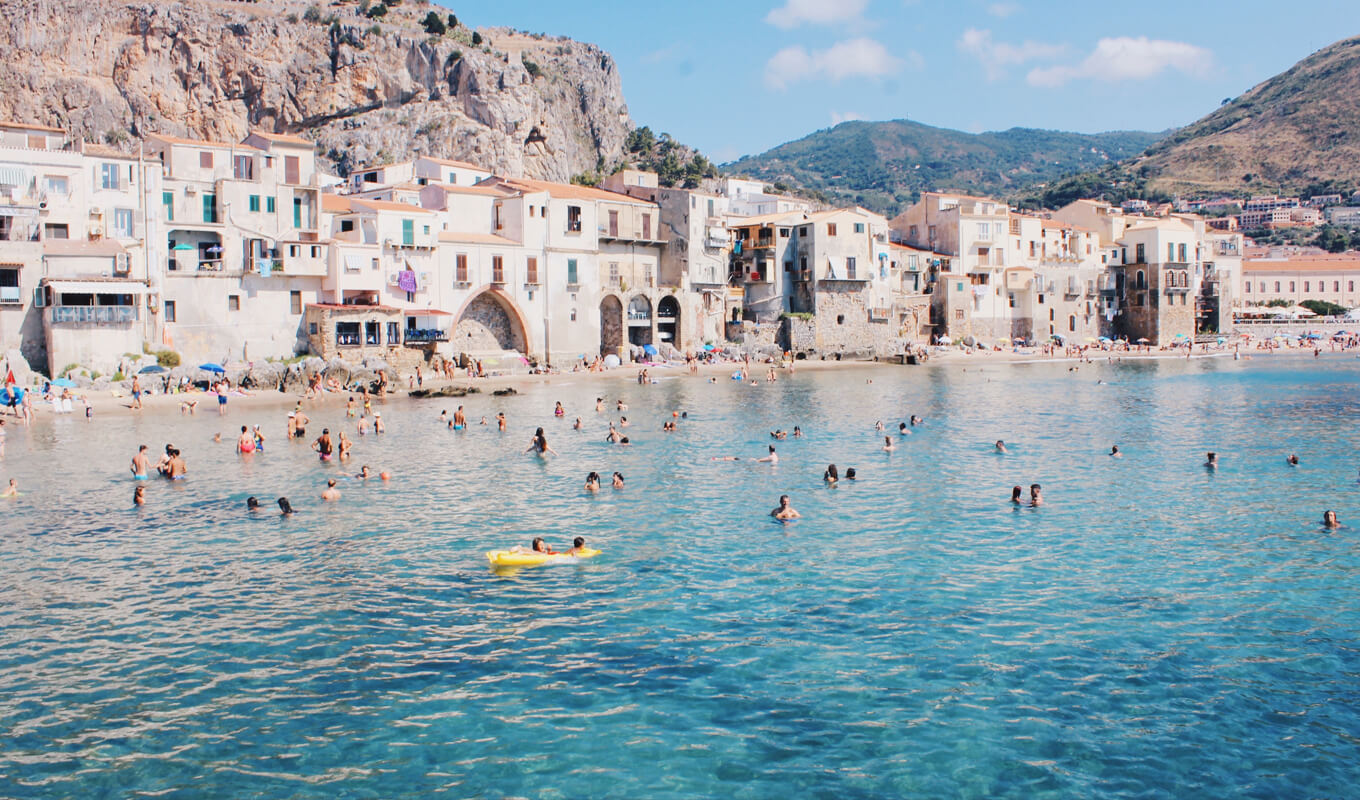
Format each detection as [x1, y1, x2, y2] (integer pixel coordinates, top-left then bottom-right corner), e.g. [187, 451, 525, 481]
[344, 254, 366, 271]
[0, 206, 37, 218]
[0, 165, 31, 187]
[43, 279, 148, 294]
[406, 309, 452, 316]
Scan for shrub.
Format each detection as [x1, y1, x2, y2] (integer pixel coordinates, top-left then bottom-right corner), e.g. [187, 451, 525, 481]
[303, 5, 322, 22]
[421, 11, 445, 34]
[470, 30, 482, 46]
[1301, 299, 1347, 317]
[447, 13, 458, 28]
[285, 13, 299, 24]
[521, 55, 541, 78]
[61, 363, 80, 377]
[155, 349, 181, 368]
[112, 371, 125, 382]
[366, 2, 386, 18]
[367, 23, 382, 36]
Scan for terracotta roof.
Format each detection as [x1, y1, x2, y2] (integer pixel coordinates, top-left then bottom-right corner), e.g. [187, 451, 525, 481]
[1243, 259, 1360, 273]
[491, 176, 656, 205]
[0, 120, 63, 133]
[43, 240, 127, 257]
[418, 155, 490, 171]
[147, 132, 246, 150]
[350, 198, 436, 215]
[1042, 219, 1093, 232]
[321, 194, 353, 213]
[249, 130, 314, 147]
[437, 231, 520, 246]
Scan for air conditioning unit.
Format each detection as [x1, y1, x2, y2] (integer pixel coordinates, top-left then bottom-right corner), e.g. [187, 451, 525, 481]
[114, 253, 130, 273]
[89, 205, 103, 215]
[38, 201, 48, 211]
[184, 185, 197, 195]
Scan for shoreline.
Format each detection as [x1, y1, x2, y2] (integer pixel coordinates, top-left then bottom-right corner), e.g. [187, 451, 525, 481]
[7, 345, 1334, 427]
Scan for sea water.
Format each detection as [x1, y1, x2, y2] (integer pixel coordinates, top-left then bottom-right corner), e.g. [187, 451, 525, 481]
[2, 355, 1359, 798]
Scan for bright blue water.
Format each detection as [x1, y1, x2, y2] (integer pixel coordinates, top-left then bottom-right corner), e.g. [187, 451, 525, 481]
[2, 355, 1359, 798]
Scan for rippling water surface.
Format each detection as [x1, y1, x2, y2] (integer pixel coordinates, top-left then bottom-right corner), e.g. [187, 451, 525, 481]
[3, 355, 1360, 798]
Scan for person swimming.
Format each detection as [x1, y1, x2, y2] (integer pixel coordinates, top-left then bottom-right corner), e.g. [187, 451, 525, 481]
[995, 440, 1008, 454]
[1323, 510, 1341, 529]
[585, 471, 600, 492]
[1286, 454, 1300, 466]
[883, 436, 895, 452]
[770, 494, 800, 520]
[612, 472, 624, 489]
[845, 467, 856, 480]
[792, 426, 802, 437]
[1205, 451, 1218, 469]
[1029, 483, 1043, 507]
[554, 401, 565, 417]
[321, 479, 341, 501]
[247, 496, 260, 511]
[1011, 485, 1023, 504]
[237, 425, 255, 453]
[757, 445, 778, 464]
[573, 416, 584, 430]
[356, 465, 371, 480]
[1110, 445, 1121, 457]
[511, 537, 555, 555]
[566, 536, 588, 556]
[277, 497, 295, 516]
[824, 464, 839, 484]
[899, 422, 911, 436]
[526, 427, 558, 456]
[313, 428, 334, 460]
[875, 421, 884, 431]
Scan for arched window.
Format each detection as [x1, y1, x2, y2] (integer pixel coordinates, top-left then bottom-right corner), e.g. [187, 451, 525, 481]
[1136, 270, 1146, 290]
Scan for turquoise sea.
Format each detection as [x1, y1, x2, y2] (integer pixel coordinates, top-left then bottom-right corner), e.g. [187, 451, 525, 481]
[2, 355, 1359, 798]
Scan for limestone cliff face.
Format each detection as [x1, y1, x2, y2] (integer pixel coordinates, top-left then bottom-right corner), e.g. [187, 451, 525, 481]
[0, 0, 633, 180]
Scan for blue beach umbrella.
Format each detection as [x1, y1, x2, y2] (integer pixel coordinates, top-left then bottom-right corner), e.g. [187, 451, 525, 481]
[51, 378, 76, 388]
[642, 344, 659, 356]
[198, 363, 226, 374]
[139, 365, 168, 374]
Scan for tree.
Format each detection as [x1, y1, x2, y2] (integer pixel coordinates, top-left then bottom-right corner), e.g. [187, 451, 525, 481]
[302, 4, 322, 23]
[626, 126, 655, 154]
[421, 11, 445, 34]
[366, 2, 387, 17]
[447, 13, 458, 28]
[1301, 299, 1347, 317]
[471, 30, 483, 46]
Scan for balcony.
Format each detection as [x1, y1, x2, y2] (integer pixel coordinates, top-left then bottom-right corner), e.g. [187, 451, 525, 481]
[50, 305, 138, 324]
[0, 286, 21, 304]
[627, 310, 652, 325]
[403, 329, 448, 344]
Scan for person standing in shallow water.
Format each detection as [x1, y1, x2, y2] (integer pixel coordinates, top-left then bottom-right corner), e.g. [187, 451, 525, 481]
[771, 494, 800, 520]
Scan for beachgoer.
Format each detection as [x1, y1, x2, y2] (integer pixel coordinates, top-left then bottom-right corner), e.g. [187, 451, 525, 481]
[605, 423, 622, 443]
[612, 472, 625, 489]
[1206, 452, 1218, 469]
[346, 396, 357, 418]
[845, 468, 856, 480]
[278, 497, 295, 516]
[133, 485, 145, 506]
[616, 400, 627, 412]
[554, 401, 565, 417]
[321, 479, 341, 501]
[357, 465, 371, 480]
[1029, 484, 1043, 507]
[1011, 486, 1023, 504]
[824, 464, 839, 484]
[585, 471, 601, 492]
[216, 381, 228, 416]
[337, 432, 352, 461]
[573, 417, 583, 430]
[995, 440, 1008, 453]
[566, 536, 588, 555]
[883, 436, 895, 452]
[131, 445, 150, 479]
[595, 397, 604, 413]
[2, 478, 17, 497]
[237, 425, 256, 454]
[758, 445, 778, 464]
[1287, 454, 1300, 466]
[1110, 445, 1121, 457]
[1323, 510, 1341, 529]
[373, 413, 384, 434]
[526, 427, 558, 456]
[454, 405, 466, 428]
[875, 421, 884, 431]
[793, 427, 802, 438]
[131, 376, 143, 410]
[770, 494, 800, 520]
[313, 428, 334, 460]
[496, 412, 506, 432]
[247, 496, 260, 511]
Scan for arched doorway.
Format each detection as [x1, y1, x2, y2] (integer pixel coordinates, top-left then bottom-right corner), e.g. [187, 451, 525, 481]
[454, 291, 527, 354]
[627, 295, 653, 346]
[657, 295, 679, 350]
[599, 295, 622, 356]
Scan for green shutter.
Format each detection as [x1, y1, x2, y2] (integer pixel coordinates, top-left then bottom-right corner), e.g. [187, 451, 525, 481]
[567, 258, 578, 284]
[202, 194, 216, 223]
[162, 191, 173, 221]
[249, 195, 260, 212]
[402, 219, 414, 245]
[266, 197, 275, 213]
[293, 198, 302, 228]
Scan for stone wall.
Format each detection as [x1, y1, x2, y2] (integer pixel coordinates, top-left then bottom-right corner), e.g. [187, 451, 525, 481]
[453, 294, 525, 355]
[811, 289, 902, 357]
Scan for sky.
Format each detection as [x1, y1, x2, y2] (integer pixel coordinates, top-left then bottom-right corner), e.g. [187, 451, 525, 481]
[450, 0, 1360, 164]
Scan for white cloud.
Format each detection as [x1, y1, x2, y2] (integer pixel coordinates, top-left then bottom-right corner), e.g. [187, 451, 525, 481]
[830, 111, 865, 125]
[765, 0, 869, 29]
[987, 2, 1020, 17]
[764, 38, 904, 90]
[956, 28, 1066, 81]
[1027, 36, 1213, 87]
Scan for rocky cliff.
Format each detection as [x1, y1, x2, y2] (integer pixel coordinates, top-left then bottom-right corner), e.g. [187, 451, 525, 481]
[0, 0, 633, 180]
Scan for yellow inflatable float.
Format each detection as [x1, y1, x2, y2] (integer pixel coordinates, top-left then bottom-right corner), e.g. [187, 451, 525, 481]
[485, 548, 601, 567]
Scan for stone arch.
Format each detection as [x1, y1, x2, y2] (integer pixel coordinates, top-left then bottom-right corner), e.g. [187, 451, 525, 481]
[657, 294, 680, 349]
[627, 295, 653, 346]
[452, 289, 528, 355]
[599, 294, 623, 356]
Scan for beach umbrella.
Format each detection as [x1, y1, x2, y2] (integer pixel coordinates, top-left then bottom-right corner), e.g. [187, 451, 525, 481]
[643, 343, 659, 356]
[1136, 337, 1150, 343]
[171, 243, 195, 251]
[703, 343, 716, 351]
[1098, 336, 1112, 343]
[51, 378, 76, 388]
[198, 363, 226, 374]
[139, 365, 168, 374]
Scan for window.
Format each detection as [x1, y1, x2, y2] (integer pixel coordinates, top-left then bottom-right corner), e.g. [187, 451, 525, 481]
[854, 222, 865, 234]
[227, 294, 240, 312]
[1069, 315, 1076, 332]
[609, 262, 620, 286]
[1136, 270, 1146, 290]
[266, 197, 275, 213]
[45, 176, 67, 195]
[1275, 281, 1281, 292]
[423, 225, 430, 235]
[163, 300, 176, 322]
[567, 257, 578, 285]
[199, 151, 214, 169]
[310, 246, 320, 258]
[1178, 243, 1187, 262]
[1333, 281, 1340, 292]
[928, 225, 937, 241]
[44, 223, 68, 240]
[1167, 243, 1175, 262]
[492, 255, 504, 283]
[293, 198, 303, 228]
[1305, 281, 1311, 292]
[529, 206, 536, 217]
[290, 290, 302, 315]
[248, 195, 260, 212]
[570, 308, 577, 321]
[0, 268, 19, 304]
[402, 219, 414, 245]
[364, 172, 378, 183]
[954, 309, 964, 320]
[113, 208, 134, 238]
[827, 223, 837, 236]
[567, 205, 582, 232]
[386, 321, 400, 344]
[494, 204, 504, 231]
[526, 256, 538, 284]
[233, 155, 254, 181]
[456, 253, 468, 283]
[163, 191, 173, 221]
[340, 219, 354, 232]
[309, 322, 317, 335]
[799, 226, 809, 237]
[1351, 281, 1355, 292]
[607, 209, 619, 237]
[1008, 294, 1015, 308]
[202, 194, 218, 223]
[779, 227, 790, 238]
[977, 222, 990, 239]
[336, 322, 360, 346]
[1049, 309, 1055, 321]
[284, 156, 300, 185]
[642, 213, 651, 240]
[100, 163, 120, 190]
[846, 257, 856, 279]
[288, 245, 300, 258]
[365, 321, 380, 345]
[1029, 241, 1037, 258]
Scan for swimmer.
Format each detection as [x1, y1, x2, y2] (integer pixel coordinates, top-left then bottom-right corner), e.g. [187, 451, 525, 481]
[616, 400, 627, 411]
[757, 445, 778, 464]
[585, 471, 600, 492]
[373, 412, 384, 434]
[1286, 454, 1299, 466]
[619, 436, 631, 446]
[995, 440, 1008, 454]
[770, 429, 786, 440]
[792, 426, 802, 438]
[612, 472, 625, 489]
[824, 464, 839, 484]
[620, 416, 629, 427]
[321, 479, 341, 501]
[1323, 510, 1341, 529]
[525, 427, 559, 456]
[710, 456, 742, 461]
[899, 422, 911, 436]
[554, 401, 565, 417]
[1029, 483, 1043, 507]
[312, 428, 334, 461]
[247, 496, 260, 511]
[1110, 445, 1122, 457]
[356, 465, 371, 480]
[237, 425, 255, 453]
[883, 436, 895, 452]
[495, 412, 506, 432]
[130, 445, 150, 479]
[566, 536, 588, 556]
[845, 468, 856, 480]
[511, 537, 556, 555]
[910, 415, 923, 426]
[133, 485, 145, 505]
[346, 396, 357, 417]
[573, 416, 583, 430]
[605, 423, 622, 443]
[1010, 486, 1023, 505]
[211, 432, 221, 443]
[454, 405, 467, 428]
[1205, 451, 1218, 469]
[1, 478, 17, 497]
[770, 494, 800, 520]
[277, 497, 295, 516]
[595, 397, 605, 413]
[337, 431, 352, 461]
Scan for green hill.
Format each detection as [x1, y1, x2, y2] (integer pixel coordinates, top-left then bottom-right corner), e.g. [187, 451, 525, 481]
[722, 120, 1164, 216]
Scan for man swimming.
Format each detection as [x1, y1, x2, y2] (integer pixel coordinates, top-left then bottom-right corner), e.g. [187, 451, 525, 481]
[566, 537, 589, 556]
[757, 445, 778, 464]
[770, 494, 800, 520]
[1029, 483, 1043, 507]
[1205, 452, 1218, 469]
[321, 479, 341, 501]
[995, 440, 1008, 454]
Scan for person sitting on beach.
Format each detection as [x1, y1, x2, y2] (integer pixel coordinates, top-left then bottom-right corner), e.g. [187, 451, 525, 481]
[1287, 454, 1300, 466]
[585, 472, 600, 492]
[770, 494, 800, 520]
[1323, 510, 1341, 529]
[1205, 452, 1218, 469]
[824, 464, 839, 485]
[278, 497, 295, 516]
[757, 445, 778, 464]
[883, 436, 895, 453]
[321, 479, 341, 501]
[995, 440, 1008, 454]
[313, 429, 334, 461]
[526, 427, 558, 456]
[566, 536, 588, 556]
[612, 472, 625, 489]
[1029, 484, 1043, 507]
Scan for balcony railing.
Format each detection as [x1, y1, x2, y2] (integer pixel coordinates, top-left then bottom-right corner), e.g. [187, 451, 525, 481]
[50, 305, 138, 324]
[403, 329, 448, 344]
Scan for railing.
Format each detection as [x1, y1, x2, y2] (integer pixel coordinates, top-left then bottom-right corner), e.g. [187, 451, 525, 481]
[627, 311, 652, 322]
[0, 286, 20, 304]
[403, 329, 448, 344]
[336, 333, 362, 346]
[198, 260, 224, 272]
[50, 305, 138, 323]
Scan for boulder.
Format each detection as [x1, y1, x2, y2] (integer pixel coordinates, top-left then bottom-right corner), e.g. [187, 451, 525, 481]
[92, 377, 112, 391]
